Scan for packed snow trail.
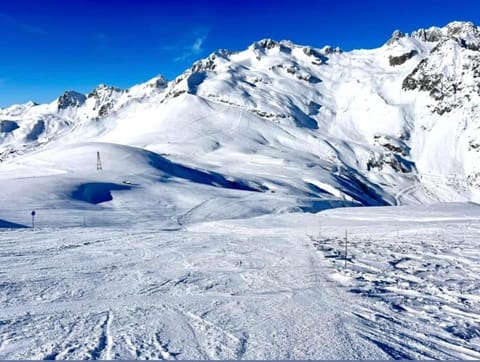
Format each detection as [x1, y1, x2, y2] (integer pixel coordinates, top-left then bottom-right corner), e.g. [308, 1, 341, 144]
[1, 203, 480, 359]
[0, 222, 387, 359]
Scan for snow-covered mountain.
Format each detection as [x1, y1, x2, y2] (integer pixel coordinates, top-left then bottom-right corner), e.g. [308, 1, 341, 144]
[1, 20, 480, 218]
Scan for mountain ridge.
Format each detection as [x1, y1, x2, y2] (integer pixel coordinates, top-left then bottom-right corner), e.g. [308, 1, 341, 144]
[1, 20, 479, 215]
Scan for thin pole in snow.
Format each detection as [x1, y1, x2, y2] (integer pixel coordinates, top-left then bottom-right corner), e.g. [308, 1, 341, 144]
[31, 210, 36, 229]
[344, 230, 348, 268]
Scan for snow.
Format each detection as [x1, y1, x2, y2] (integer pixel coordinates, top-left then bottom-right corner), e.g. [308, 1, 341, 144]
[1, 20, 480, 359]
[308, 204, 480, 359]
[1, 203, 479, 359]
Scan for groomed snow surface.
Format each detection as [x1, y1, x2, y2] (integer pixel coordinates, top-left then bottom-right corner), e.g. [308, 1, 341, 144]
[1, 198, 479, 359]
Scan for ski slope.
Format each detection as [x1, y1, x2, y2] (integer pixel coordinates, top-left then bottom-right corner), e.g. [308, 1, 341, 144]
[0, 204, 479, 359]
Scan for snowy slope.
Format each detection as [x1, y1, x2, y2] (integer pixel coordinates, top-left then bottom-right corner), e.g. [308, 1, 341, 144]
[1, 203, 479, 359]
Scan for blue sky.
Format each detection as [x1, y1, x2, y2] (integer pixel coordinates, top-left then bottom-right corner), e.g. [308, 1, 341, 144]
[1, 0, 479, 107]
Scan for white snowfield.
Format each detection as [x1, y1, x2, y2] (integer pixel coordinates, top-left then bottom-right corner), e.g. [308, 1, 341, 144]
[0, 205, 479, 359]
[0, 20, 480, 359]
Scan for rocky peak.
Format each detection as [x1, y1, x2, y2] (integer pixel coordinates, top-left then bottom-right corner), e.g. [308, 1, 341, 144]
[412, 21, 480, 50]
[386, 30, 406, 45]
[212, 49, 235, 60]
[86, 84, 123, 118]
[57, 90, 86, 110]
[251, 38, 281, 50]
[321, 45, 343, 54]
[88, 84, 123, 99]
[190, 56, 217, 74]
[248, 39, 296, 60]
[403, 34, 480, 114]
[145, 75, 168, 89]
[25, 100, 38, 107]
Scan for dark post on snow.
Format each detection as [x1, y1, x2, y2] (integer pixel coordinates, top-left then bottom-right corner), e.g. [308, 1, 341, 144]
[97, 151, 102, 171]
[344, 230, 348, 268]
[31, 210, 36, 228]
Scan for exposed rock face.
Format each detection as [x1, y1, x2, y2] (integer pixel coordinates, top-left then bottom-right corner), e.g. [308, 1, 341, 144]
[389, 50, 418, 66]
[88, 84, 124, 117]
[147, 75, 168, 89]
[367, 153, 415, 173]
[321, 45, 343, 54]
[57, 91, 86, 110]
[402, 59, 443, 95]
[368, 135, 415, 174]
[373, 135, 410, 156]
[411, 21, 480, 50]
[403, 35, 480, 114]
[88, 84, 122, 100]
[252, 38, 281, 50]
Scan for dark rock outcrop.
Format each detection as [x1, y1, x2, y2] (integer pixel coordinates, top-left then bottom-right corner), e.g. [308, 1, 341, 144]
[389, 50, 418, 66]
[57, 91, 86, 110]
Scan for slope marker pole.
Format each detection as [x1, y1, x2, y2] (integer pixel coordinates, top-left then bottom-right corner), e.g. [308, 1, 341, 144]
[31, 210, 36, 229]
[345, 230, 348, 269]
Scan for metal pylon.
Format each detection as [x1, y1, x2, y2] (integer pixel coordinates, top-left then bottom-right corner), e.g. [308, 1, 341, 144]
[97, 151, 102, 171]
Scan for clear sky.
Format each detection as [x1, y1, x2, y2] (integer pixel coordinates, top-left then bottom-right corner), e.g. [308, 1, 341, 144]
[1, 0, 480, 107]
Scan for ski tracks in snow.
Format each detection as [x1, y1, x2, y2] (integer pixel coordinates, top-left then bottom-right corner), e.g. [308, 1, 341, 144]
[7, 207, 479, 359]
[311, 222, 480, 359]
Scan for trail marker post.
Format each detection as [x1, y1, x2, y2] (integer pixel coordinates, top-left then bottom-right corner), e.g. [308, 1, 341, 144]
[345, 230, 348, 268]
[31, 210, 36, 228]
